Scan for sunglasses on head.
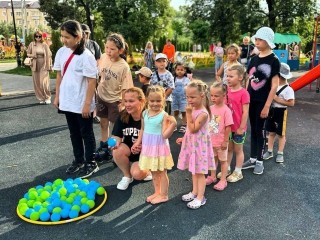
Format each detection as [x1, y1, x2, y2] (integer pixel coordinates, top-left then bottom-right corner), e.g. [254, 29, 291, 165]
[35, 35, 42, 38]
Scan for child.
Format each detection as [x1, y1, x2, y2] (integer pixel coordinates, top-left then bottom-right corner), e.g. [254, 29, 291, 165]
[150, 53, 175, 114]
[242, 27, 280, 175]
[95, 33, 133, 162]
[172, 63, 190, 133]
[216, 44, 241, 84]
[214, 41, 224, 74]
[177, 80, 215, 209]
[206, 82, 233, 191]
[135, 66, 152, 96]
[225, 65, 250, 182]
[52, 20, 99, 178]
[132, 86, 177, 204]
[263, 63, 295, 163]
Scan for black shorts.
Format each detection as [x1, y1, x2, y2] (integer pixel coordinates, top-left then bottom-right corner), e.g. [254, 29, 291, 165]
[129, 153, 140, 162]
[266, 108, 288, 136]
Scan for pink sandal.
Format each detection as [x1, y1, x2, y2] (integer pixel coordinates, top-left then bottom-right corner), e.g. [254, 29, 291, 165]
[213, 180, 227, 191]
[205, 176, 217, 185]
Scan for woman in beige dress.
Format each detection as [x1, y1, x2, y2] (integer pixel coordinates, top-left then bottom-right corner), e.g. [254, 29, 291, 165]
[27, 31, 52, 104]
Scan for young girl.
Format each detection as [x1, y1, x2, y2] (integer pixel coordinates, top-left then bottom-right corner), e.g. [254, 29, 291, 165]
[177, 80, 214, 209]
[225, 65, 250, 182]
[53, 20, 98, 178]
[206, 82, 233, 191]
[242, 27, 280, 175]
[132, 86, 177, 204]
[96, 33, 133, 161]
[144, 41, 154, 69]
[171, 63, 190, 133]
[216, 44, 241, 84]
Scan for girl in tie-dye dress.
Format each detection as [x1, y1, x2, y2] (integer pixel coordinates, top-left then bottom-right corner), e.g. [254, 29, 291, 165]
[177, 80, 215, 209]
[132, 85, 177, 205]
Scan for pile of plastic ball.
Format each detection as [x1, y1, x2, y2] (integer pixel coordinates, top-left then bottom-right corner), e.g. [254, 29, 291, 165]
[17, 178, 106, 222]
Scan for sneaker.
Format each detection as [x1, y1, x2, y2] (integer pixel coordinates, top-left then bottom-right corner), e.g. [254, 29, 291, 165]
[276, 153, 284, 163]
[143, 172, 153, 181]
[117, 176, 133, 190]
[242, 159, 256, 169]
[227, 171, 243, 183]
[263, 151, 273, 160]
[179, 125, 186, 133]
[39, 101, 45, 105]
[79, 161, 99, 178]
[66, 161, 84, 174]
[45, 99, 51, 104]
[93, 116, 100, 124]
[253, 161, 264, 175]
[217, 170, 231, 179]
[95, 142, 113, 164]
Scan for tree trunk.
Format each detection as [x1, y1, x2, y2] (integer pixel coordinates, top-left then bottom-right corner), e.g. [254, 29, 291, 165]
[266, 0, 276, 31]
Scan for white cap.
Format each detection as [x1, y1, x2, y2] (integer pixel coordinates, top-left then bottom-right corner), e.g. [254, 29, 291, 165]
[155, 53, 168, 61]
[279, 63, 292, 79]
[135, 67, 152, 78]
[251, 27, 276, 49]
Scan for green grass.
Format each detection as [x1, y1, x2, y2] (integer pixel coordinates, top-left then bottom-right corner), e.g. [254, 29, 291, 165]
[0, 58, 16, 63]
[1, 66, 57, 78]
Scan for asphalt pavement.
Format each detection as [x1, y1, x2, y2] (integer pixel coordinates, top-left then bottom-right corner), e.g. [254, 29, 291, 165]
[0, 66, 320, 239]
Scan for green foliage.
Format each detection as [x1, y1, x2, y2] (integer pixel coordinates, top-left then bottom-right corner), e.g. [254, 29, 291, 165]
[51, 30, 63, 60]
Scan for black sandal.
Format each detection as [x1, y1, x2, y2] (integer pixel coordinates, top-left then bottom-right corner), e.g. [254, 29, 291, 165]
[179, 125, 186, 133]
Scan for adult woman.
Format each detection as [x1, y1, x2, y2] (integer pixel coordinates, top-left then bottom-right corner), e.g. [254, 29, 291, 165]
[112, 87, 151, 190]
[144, 41, 154, 69]
[240, 36, 254, 66]
[27, 31, 52, 104]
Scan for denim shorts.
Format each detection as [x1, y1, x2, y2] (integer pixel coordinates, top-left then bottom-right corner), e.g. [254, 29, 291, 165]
[229, 132, 247, 144]
[171, 97, 187, 112]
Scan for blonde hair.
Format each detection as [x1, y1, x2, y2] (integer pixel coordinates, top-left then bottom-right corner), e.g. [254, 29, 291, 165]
[187, 79, 211, 119]
[120, 87, 146, 123]
[226, 43, 240, 58]
[146, 85, 166, 110]
[228, 65, 247, 86]
[145, 41, 153, 49]
[211, 81, 227, 94]
[243, 36, 250, 42]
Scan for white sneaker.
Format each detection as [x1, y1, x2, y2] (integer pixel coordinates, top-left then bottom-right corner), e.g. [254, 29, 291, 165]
[143, 172, 152, 181]
[117, 176, 133, 190]
[45, 99, 51, 104]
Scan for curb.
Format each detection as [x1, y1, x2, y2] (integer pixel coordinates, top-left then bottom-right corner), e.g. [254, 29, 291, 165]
[0, 90, 35, 97]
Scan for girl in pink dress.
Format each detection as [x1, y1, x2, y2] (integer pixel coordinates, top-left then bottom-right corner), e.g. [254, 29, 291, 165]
[132, 86, 177, 204]
[177, 80, 215, 209]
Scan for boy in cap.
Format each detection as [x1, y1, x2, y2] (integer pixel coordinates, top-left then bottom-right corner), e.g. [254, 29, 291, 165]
[135, 66, 152, 96]
[242, 27, 280, 175]
[263, 63, 295, 163]
[150, 53, 175, 114]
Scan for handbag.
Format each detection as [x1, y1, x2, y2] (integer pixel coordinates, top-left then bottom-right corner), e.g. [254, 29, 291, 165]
[24, 57, 33, 66]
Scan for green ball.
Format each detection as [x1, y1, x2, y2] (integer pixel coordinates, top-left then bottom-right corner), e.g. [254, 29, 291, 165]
[42, 201, 50, 208]
[75, 189, 81, 194]
[71, 205, 80, 212]
[79, 191, 87, 198]
[19, 205, 29, 215]
[44, 185, 52, 191]
[18, 202, 28, 210]
[19, 198, 28, 204]
[86, 200, 95, 209]
[83, 179, 89, 184]
[27, 200, 35, 208]
[29, 191, 38, 200]
[69, 193, 76, 199]
[53, 178, 63, 186]
[40, 191, 50, 200]
[39, 208, 48, 214]
[30, 211, 40, 221]
[33, 201, 42, 208]
[52, 207, 62, 213]
[37, 188, 44, 194]
[28, 188, 37, 193]
[59, 187, 67, 196]
[66, 197, 74, 204]
[96, 187, 105, 195]
[80, 197, 88, 205]
[60, 196, 67, 201]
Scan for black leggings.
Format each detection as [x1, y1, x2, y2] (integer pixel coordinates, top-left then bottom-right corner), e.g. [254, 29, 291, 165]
[65, 112, 96, 163]
[249, 101, 267, 161]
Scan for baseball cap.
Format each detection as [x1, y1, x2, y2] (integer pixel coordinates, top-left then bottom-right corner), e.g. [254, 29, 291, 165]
[251, 27, 275, 49]
[135, 67, 152, 78]
[155, 53, 168, 61]
[81, 24, 91, 33]
[279, 63, 292, 79]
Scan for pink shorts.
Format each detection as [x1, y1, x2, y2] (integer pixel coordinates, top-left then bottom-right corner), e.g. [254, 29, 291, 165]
[213, 147, 228, 161]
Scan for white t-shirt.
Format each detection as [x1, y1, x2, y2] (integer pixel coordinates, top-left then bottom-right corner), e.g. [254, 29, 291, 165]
[273, 85, 295, 108]
[53, 47, 97, 114]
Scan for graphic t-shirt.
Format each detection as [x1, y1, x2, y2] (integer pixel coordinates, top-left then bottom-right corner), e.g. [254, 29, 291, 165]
[112, 114, 141, 149]
[247, 53, 280, 102]
[240, 44, 254, 59]
[209, 104, 234, 147]
[97, 54, 133, 103]
[273, 85, 295, 108]
[227, 87, 250, 132]
[150, 70, 175, 101]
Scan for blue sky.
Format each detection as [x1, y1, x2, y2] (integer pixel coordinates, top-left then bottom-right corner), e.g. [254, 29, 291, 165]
[171, 0, 189, 10]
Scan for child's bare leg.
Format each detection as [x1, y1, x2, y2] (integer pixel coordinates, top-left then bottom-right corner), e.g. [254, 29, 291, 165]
[278, 135, 286, 152]
[191, 174, 198, 195]
[146, 171, 160, 202]
[219, 160, 228, 182]
[151, 170, 169, 204]
[234, 144, 244, 168]
[267, 132, 276, 151]
[196, 174, 206, 201]
[174, 110, 179, 121]
[227, 141, 234, 168]
[210, 157, 219, 178]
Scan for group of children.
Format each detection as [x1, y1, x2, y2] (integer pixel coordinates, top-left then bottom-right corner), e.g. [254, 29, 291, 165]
[54, 21, 295, 209]
[132, 26, 295, 209]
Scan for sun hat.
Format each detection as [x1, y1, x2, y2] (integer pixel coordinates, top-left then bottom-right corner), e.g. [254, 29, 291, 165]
[279, 63, 292, 79]
[251, 27, 275, 49]
[81, 24, 91, 33]
[135, 67, 152, 78]
[155, 53, 168, 61]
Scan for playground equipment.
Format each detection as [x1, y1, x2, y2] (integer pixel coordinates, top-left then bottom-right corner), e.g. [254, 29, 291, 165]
[290, 64, 320, 91]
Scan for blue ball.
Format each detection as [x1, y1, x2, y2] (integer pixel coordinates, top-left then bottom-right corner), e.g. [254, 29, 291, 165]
[34, 205, 42, 212]
[36, 185, 43, 190]
[24, 192, 29, 200]
[60, 208, 69, 218]
[52, 198, 61, 208]
[40, 212, 50, 221]
[51, 192, 60, 199]
[69, 210, 79, 219]
[25, 209, 34, 218]
[51, 212, 61, 222]
[45, 182, 53, 187]
[47, 204, 54, 213]
[80, 204, 90, 214]
[107, 137, 117, 147]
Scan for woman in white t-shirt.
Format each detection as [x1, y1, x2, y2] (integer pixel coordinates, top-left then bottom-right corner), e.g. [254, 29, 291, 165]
[53, 20, 99, 178]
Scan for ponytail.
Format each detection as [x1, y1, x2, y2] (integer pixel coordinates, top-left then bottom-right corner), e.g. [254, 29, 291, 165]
[60, 20, 85, 55]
